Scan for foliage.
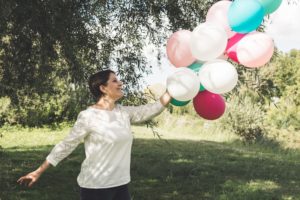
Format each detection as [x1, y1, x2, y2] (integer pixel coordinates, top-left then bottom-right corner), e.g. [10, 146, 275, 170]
[0, 0, 218, 126]
[218, 93, 266, 142]
[263, 50, 300, 130]
[0, 96, 11, 120]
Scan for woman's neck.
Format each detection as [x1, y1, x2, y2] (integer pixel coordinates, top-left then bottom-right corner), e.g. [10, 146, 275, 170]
[93, 96, 116, 111]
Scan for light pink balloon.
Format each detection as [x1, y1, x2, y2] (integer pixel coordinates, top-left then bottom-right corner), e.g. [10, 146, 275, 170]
[166, 30, 196, 68]
[225, 33, 246, 63]
[237, 32, 274, 68]
[206, 0, 235, 38]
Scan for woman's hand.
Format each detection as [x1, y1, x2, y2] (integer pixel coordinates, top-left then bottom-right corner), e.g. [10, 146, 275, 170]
[17, 170, 41, 187]
[160, 91, 172, 107]
[17, 160, 51, 187]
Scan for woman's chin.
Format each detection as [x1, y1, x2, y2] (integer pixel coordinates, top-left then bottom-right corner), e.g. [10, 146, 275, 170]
[116, 92, 124, 100]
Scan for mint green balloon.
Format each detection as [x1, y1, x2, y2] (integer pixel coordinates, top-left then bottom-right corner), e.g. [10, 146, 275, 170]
[258, 0, 282, 14]
[188, 62, 203, 73]
[170, 98, 190, 107]
[200, 84, 205, 92]
[188, 62, 205, 92]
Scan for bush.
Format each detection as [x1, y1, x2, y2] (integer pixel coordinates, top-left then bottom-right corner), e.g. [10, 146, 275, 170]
[0, 96, 16, 125]
[0, 96, 11, 117]
[266, 97, 300, 130]
[218, 95, 266, 142]
[0, 84, 90, 127]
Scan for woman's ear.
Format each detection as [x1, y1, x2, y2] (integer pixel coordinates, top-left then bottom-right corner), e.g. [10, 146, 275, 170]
[99, 85, 106, 94]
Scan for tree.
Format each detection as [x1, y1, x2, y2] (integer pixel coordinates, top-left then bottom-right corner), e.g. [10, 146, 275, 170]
[263, 50, 300, 130]
[0, 0, 217, 126]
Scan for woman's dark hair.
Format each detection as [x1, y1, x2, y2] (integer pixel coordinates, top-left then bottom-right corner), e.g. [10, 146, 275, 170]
[88, 69, 115, 100]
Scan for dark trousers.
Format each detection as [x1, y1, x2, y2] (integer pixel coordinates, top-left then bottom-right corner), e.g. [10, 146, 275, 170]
[80, 184, 131, 200]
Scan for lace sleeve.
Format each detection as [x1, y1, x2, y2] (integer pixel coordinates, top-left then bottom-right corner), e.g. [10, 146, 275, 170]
[46, 111, 90, 167]
[120, 100, 165, 124]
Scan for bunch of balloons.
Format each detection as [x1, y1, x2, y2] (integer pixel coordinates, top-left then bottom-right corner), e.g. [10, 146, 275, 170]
[165, 0, 282, 120]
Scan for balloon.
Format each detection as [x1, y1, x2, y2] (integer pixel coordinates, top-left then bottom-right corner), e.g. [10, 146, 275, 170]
[236, 32, 274, 68]
[193, 91, 226, 120]
[206, 0, 235, 38]
[187, 62, 205, 92]
[167, 68, 200, 101]
[218, 53, 229, 60]
[170, 98, 190, 107]
[190, 23, 228, 61]
[166, 30, 196, 67]
[188, 62, 203, 74]
[198, 59, 238, 94]
[258, 0, 282, 14]
[199, 84, 205, 92]
[228, 0, 264, 33]
[225, 33, 246, 63]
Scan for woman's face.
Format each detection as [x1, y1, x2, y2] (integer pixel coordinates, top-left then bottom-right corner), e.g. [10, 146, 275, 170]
[101, 73, 124, 100]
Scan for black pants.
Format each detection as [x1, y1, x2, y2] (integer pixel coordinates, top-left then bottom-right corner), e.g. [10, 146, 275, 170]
[80, 184, 131, 200]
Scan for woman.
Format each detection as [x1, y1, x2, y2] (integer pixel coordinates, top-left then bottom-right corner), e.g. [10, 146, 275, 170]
[17, 69, 171, 200]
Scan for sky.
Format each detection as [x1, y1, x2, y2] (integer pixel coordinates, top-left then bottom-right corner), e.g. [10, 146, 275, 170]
[143, 1, 300, 87]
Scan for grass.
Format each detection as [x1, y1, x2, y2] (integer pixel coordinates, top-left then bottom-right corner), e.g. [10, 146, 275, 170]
[1, 125, 300, 200]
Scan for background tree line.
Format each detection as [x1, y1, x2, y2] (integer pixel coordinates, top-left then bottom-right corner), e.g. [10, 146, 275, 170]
[0, 0, 299, 142]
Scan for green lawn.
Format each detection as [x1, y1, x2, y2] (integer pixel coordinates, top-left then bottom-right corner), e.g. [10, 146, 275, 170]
[1, 126, 300, 200]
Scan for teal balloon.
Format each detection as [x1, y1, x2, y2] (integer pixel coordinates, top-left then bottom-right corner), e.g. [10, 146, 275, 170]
[188, 62, 205, 92]
[258, 0, 282, 14]
[228, 0, 264, 33]
[200, 84, 205, 92]
[170, 98, 190, 107]
[188, 62, 203, 73]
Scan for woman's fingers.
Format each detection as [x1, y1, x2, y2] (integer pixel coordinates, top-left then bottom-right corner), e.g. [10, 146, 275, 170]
[17, 176, 35, 187]
[17, 169, 42, 187]
[28, 180, 35, 187]
[17, 176, 22, 183]
[17, 176, 25, 184]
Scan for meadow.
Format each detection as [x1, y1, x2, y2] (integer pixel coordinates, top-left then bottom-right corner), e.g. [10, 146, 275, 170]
[1, 120, 300, 200]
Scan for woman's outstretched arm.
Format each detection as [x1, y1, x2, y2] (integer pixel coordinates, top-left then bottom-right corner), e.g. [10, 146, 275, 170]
[17, 111, 90, 187]
[120, 91, 172, 124]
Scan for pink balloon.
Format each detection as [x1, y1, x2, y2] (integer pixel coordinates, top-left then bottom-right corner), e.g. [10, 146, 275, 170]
[206, 0, 235, 38]
[166, 30, 196, 68]
[193, 91, 226, 120]
[237, 32, 275, 68]
[225, 33, 246, 63]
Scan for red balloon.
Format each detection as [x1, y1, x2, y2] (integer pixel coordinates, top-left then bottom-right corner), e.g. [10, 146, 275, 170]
[193, 91, 226, 120]
[225, 33, 246, 63]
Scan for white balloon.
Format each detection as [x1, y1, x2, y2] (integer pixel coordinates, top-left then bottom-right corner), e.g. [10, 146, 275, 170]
[198, 59, 238, 94]
[167, 68, 200, 101]
[190, 23, 228, 61]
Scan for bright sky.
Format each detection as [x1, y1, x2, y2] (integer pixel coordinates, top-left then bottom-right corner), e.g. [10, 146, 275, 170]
[143, 1, 300, 87]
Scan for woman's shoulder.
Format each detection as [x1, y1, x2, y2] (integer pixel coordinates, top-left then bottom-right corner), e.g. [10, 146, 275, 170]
[77, 107, 96, 118]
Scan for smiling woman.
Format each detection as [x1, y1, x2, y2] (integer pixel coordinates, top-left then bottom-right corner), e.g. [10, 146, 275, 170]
[17, 69, 172, 200]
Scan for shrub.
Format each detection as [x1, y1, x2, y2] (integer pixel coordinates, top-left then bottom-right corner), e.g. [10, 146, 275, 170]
[266, 97, 300, 130]
[218, 95, 266, 142]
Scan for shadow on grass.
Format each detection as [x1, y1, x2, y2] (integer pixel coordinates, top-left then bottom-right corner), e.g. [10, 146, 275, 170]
[1, 139, 300, 200]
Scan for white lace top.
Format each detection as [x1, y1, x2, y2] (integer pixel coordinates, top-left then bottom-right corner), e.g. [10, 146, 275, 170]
[46, 100, 165, 188]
